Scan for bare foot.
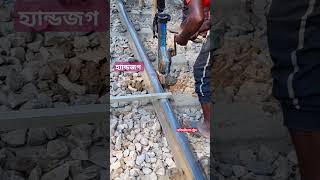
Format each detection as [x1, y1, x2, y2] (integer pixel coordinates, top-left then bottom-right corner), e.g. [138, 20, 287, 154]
[197, 121, 210, 138]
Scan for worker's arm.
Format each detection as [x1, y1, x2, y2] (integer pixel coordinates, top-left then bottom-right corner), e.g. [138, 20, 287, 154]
[189, 17, 210, 40]
[175, 0, 205, 45]
[198, 16, 211, 33]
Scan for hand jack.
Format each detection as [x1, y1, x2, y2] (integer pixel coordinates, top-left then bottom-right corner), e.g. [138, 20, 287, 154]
[152, 0, 177, 77]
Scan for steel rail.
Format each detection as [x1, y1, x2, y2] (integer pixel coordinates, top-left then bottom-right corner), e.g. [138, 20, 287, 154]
[0, 104, 106, 131]
[117, 1, 207, 179]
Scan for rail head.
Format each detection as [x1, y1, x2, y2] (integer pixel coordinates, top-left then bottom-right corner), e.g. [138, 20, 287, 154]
[0, 104, 107, 131]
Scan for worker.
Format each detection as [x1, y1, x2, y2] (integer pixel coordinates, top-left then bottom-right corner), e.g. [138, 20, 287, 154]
[268, 0, 320, 179]
[175, 0, 212, 138]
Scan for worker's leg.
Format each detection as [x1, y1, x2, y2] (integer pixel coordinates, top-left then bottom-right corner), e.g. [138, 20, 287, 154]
[281, 105, 320, 180]
[193, 35, 213, 138]
[289, 130, 320, 180]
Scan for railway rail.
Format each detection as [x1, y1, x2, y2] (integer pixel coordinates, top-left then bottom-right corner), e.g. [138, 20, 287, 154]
[116, 0, 207, 179]
[0, 104, 106, 131]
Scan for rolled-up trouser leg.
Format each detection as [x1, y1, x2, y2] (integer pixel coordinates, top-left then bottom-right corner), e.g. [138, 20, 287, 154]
[194, 35, 213, 103]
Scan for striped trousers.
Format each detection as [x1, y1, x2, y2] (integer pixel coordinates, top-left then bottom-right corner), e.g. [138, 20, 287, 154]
[267, 0, 320, 130]
[194, 34, 214, 104]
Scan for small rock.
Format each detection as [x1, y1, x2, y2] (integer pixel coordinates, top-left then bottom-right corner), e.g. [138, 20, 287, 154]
[89, 146, 107, 168]
[115, 135, 122, 150]
[218, 163, 233, 177]
[0, 105, 9, 111]
[27, 40, 42, 52]
[0, 90, 8, 105]
[147, 51, 156, 62]
[165, 158, 176, 168]
[217, 151, 241, 165]
[156, 167, 165, 176]
[118, 25, 127, 33]
[287, 150, 298, 164]
[29, 94, 53, 109]
[10, 47, 25, 62]
[258, 146, 277, 164]
[5, 156, 36, 173]
[78, 48, 106, 64]
[28, 166, 42, 180]
[6, 70, 25, 92]
[7, 33, 33, 47]
[5, 170, 25, 180]
[20, 66, 38, 82]
[273, 156, 289, 180]
[162, 137, 168, 147]
[140, 137, 148, 146]
[56, 127, 70, 137]
[110, 157, 117, 164]
[0, 56, 4, 65]
[136, 154, 145, 166]
[80, 61, 102, 94]
[38, 66, 55, 81]
[114, 151, 123, 160]
[1, 130, 26, 147]
[98, 94, 108, 104]
[133, 22, 141, 31]
[73, 166, 99, 180]
[232, 165, 247, 178]
[142, 167, 152, 175]
[152, 121, 161, 131]
[123, 149, 129, 157]
[73, 36, 90, 50]
[57, 74, 86, 95]
[0, 37, 11, 52]
[0, 8, 11, 22]
[110, 160, 121, 170]
[48, 58, 70, 74]
[135, 143, 142, 152]
[239, 149, 256, 165]
[162, 147, 170, 153]
[69, 94, 98, 105]
[125, 157, 135, 168]
[28, 128, 48, 146]
[44, 32, 71, 46]
[46, 139, 69, 159]
[7, 92, 29, 108]
[70, 147, 88, 160]
[129, 169, 139, 177]
[43, 128, 57, 140]
[25, 50, 35, 62]
[39, 47, 50, 61]
[247, 161, 273, 175]
[68, 57, 82, 82]
[41, 162, 70, 180]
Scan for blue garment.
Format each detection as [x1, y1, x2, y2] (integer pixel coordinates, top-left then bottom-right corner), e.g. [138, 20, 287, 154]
[268, 0, 320, 130]
[193, 34, 214, 103]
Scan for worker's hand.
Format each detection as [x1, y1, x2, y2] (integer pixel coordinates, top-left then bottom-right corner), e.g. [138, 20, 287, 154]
[189, 32, 199, 41]
[175, 34, 188, 46]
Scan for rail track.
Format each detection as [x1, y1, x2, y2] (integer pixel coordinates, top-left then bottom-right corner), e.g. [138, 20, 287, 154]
[0, 104, 106, 131]
[114, 0, 208, 179]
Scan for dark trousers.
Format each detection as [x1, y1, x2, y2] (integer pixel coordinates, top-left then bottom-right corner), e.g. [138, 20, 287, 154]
[194, 34, 214, 104]
[267, 0, 320, 130]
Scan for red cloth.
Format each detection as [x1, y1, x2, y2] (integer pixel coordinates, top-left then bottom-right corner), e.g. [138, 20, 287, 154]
[185, 0, 210, 7]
